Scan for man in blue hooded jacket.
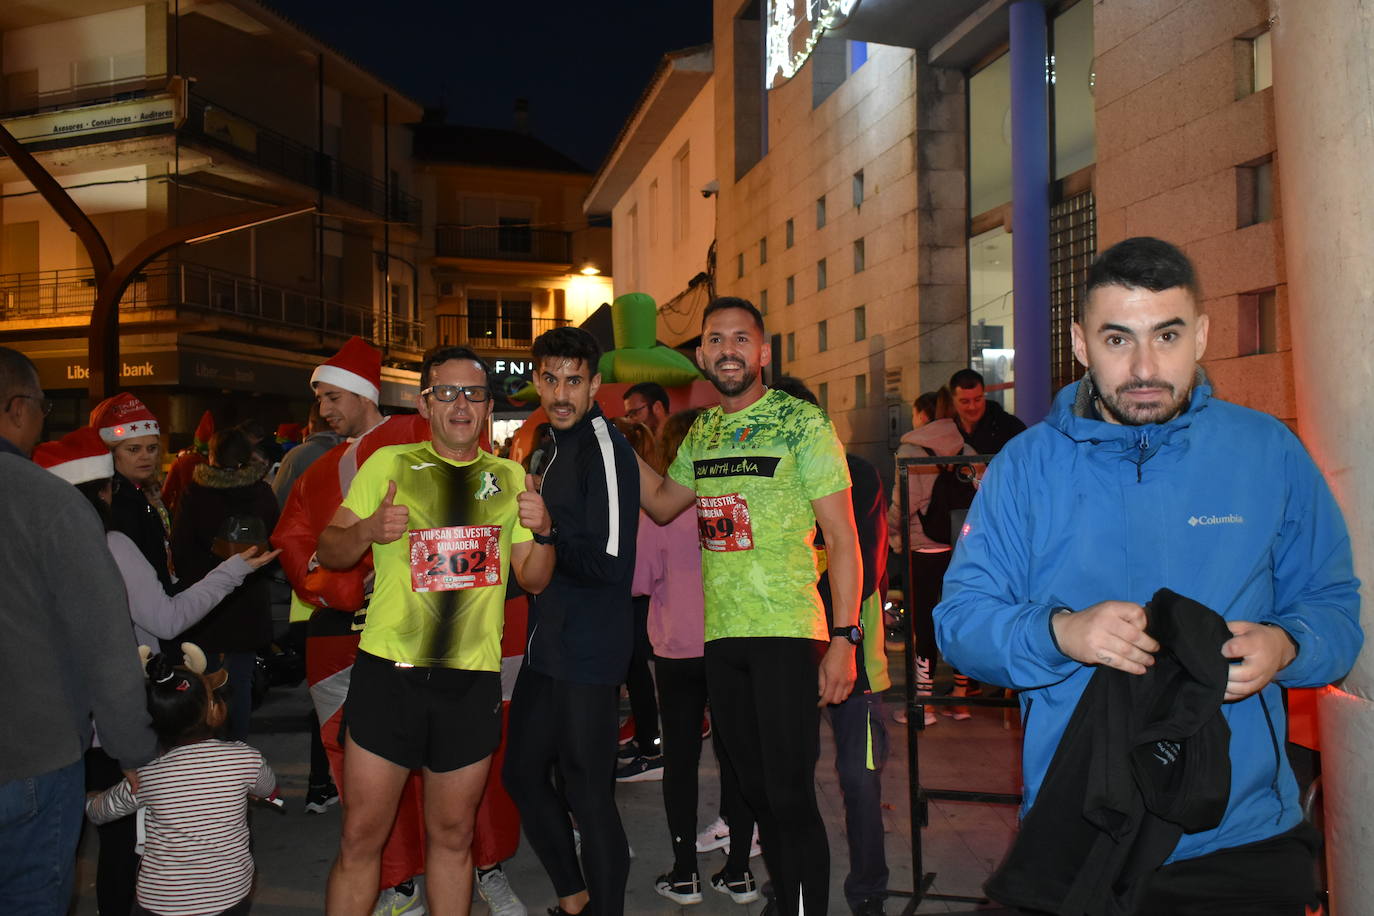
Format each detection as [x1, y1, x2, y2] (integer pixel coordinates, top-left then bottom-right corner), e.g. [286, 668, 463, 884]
[935, 237, 1361, 914]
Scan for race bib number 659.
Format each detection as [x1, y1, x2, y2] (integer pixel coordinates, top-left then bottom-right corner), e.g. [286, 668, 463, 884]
[696, 493, 755, 551]
[409, 525, 502, 592]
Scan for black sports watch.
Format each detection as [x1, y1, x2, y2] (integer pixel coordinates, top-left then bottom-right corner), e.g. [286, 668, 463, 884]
[831, 624, 863, 645]
[532, 525, 558, 546]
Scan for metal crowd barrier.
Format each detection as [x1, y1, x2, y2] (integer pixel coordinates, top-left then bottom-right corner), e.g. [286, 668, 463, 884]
[886, 453, 1022, 914]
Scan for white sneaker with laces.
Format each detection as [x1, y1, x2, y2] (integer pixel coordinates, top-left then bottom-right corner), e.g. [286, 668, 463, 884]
[475, 866, 527, 916]
[695, 816, 730, 853]
[373, 878, 426, 916]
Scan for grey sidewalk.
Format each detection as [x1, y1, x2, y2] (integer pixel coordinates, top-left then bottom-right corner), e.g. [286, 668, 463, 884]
[73, 664, 1021, 915]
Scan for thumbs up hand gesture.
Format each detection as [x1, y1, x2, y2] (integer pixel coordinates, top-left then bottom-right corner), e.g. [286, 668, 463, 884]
[518, 474, 553, 539]
[367, 480, 410, 544]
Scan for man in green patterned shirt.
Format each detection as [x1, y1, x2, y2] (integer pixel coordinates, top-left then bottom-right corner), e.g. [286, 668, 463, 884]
[639, 297, 862, 916]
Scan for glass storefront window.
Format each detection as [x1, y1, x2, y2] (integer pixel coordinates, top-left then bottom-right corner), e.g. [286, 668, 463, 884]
[968, 53, 1012, 217]
[1053, 0, 1096, 179]
[969, 226, 1015, 414]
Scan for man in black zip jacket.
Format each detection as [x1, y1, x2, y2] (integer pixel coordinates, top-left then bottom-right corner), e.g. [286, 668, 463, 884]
[503, 326, 640, 916]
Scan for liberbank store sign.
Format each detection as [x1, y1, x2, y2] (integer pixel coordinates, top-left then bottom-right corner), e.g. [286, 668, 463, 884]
[766, 0, 860, 88]
[32, 349, 308, 396]
[1, 96, 177, 147]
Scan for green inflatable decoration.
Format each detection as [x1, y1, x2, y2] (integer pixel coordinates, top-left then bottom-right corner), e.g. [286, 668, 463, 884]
[598, 292, 701, 385]
[510, 292, 700, 401]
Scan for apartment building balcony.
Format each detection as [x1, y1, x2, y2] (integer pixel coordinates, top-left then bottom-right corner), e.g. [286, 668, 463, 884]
[436, 312, 569, 354]
[0, 263, 423, 356]
[183, 94, 421, 225]
[0, 79, 420, 226]
[434, 226, 572, 274]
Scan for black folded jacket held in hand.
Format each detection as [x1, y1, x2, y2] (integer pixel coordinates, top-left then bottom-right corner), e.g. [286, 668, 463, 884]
[985, 588, 1233, 916]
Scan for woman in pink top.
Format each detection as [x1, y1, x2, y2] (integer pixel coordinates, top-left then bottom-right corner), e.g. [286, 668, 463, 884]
[638, 409, 760, 907]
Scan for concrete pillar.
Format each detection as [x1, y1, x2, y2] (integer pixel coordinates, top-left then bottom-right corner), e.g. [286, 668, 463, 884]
[1270, 2, 1374, 912]
[1008, 0, 1051, 424]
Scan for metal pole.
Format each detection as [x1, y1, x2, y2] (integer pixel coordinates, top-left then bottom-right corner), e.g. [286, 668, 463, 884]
[1009, 0, 1052, 424]
[383, 92, 391, 356]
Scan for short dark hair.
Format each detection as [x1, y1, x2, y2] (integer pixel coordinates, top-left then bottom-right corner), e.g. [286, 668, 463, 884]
[531, 326, 602, 376]
[209, 428, 254, 469]
[235, 418, 267, 443]
[421, 345, 490, 390]
[624, 381, 668, 410]
[773, 374, 819, 407]
[1083, 237, 1201, 320]
[0, 346, 39, 403]
[950, 369, 984, 392]
[701, 296, 764, 334]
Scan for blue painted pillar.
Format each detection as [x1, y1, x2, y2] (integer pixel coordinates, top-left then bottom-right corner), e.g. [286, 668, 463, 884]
[1008, 0, 1051, 424]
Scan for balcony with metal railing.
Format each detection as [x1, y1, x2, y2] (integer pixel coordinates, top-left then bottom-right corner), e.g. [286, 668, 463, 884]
[434, 226, 572, 264]
[436, 312, 569, 352]
[182, 94, 421, 224]
[0, 263, 423, 352]
[0, 77, 419, 225]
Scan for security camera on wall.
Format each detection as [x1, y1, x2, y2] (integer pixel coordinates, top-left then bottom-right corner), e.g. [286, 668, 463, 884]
[701, 179, 720, 199]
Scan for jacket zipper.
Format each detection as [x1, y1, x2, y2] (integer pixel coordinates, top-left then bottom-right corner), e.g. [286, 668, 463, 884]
[1258, 692, 1284, 823]
[1134, 430, 1150, 483]
[525, 432, 559, 661]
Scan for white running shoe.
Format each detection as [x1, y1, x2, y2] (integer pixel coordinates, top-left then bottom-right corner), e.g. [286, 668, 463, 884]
[695, 816, 730, 853]
[475, 866, 527, 916]
[373, 877, 426, 916]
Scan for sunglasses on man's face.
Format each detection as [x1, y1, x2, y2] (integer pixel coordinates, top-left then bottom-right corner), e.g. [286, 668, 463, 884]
[422, 384, 492, 404]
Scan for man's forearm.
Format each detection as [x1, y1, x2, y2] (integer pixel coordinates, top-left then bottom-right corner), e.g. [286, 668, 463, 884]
[317, 522, 372, 570]
[637, 453, 691, 524]
[825, 537, 862, 629]
[514, 542, 555, 594]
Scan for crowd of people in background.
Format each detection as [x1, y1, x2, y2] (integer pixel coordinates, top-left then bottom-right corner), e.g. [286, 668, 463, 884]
[0, 237, 1361, 916]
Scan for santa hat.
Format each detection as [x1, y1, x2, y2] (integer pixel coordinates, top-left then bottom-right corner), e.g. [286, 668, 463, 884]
[192, 411, 215, 451]
[33, 427, 114, 485]
[311, 337, 381, 403]
[89, 393, 161, 444]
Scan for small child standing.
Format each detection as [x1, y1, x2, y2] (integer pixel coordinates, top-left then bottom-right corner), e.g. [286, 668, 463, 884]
[86, 647, 277, 916]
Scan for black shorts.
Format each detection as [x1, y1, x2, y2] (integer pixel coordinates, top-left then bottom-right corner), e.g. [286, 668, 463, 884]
[344, 650, 501, 773]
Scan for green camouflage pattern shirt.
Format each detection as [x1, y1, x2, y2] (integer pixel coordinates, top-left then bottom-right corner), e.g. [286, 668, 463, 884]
[669, 389, 850, 641]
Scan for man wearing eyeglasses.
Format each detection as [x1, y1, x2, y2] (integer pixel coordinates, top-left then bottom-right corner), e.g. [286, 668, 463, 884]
[623, 381, 669, 437]
[319, 345, 555, 915]
[0, 347, 158, 911]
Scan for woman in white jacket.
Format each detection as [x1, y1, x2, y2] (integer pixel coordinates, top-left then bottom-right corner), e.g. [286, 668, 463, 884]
[34, 426, 279, 916]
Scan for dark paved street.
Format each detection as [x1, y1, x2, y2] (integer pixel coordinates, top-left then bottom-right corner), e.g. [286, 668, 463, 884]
[73, 650, 1021, 915]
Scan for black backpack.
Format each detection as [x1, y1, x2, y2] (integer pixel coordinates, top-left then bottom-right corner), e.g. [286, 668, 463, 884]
[916, 446, 978, 545]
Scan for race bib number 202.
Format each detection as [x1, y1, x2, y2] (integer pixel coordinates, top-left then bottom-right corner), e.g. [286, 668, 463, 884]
[696, 493, 755, 552]
[409, 525, 502, 592]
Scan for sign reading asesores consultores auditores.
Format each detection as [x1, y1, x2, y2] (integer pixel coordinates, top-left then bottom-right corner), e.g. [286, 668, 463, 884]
[1, 96, 177, 146]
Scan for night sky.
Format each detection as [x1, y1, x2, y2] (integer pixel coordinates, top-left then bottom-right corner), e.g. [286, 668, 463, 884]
[267, 0, 715, 174]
